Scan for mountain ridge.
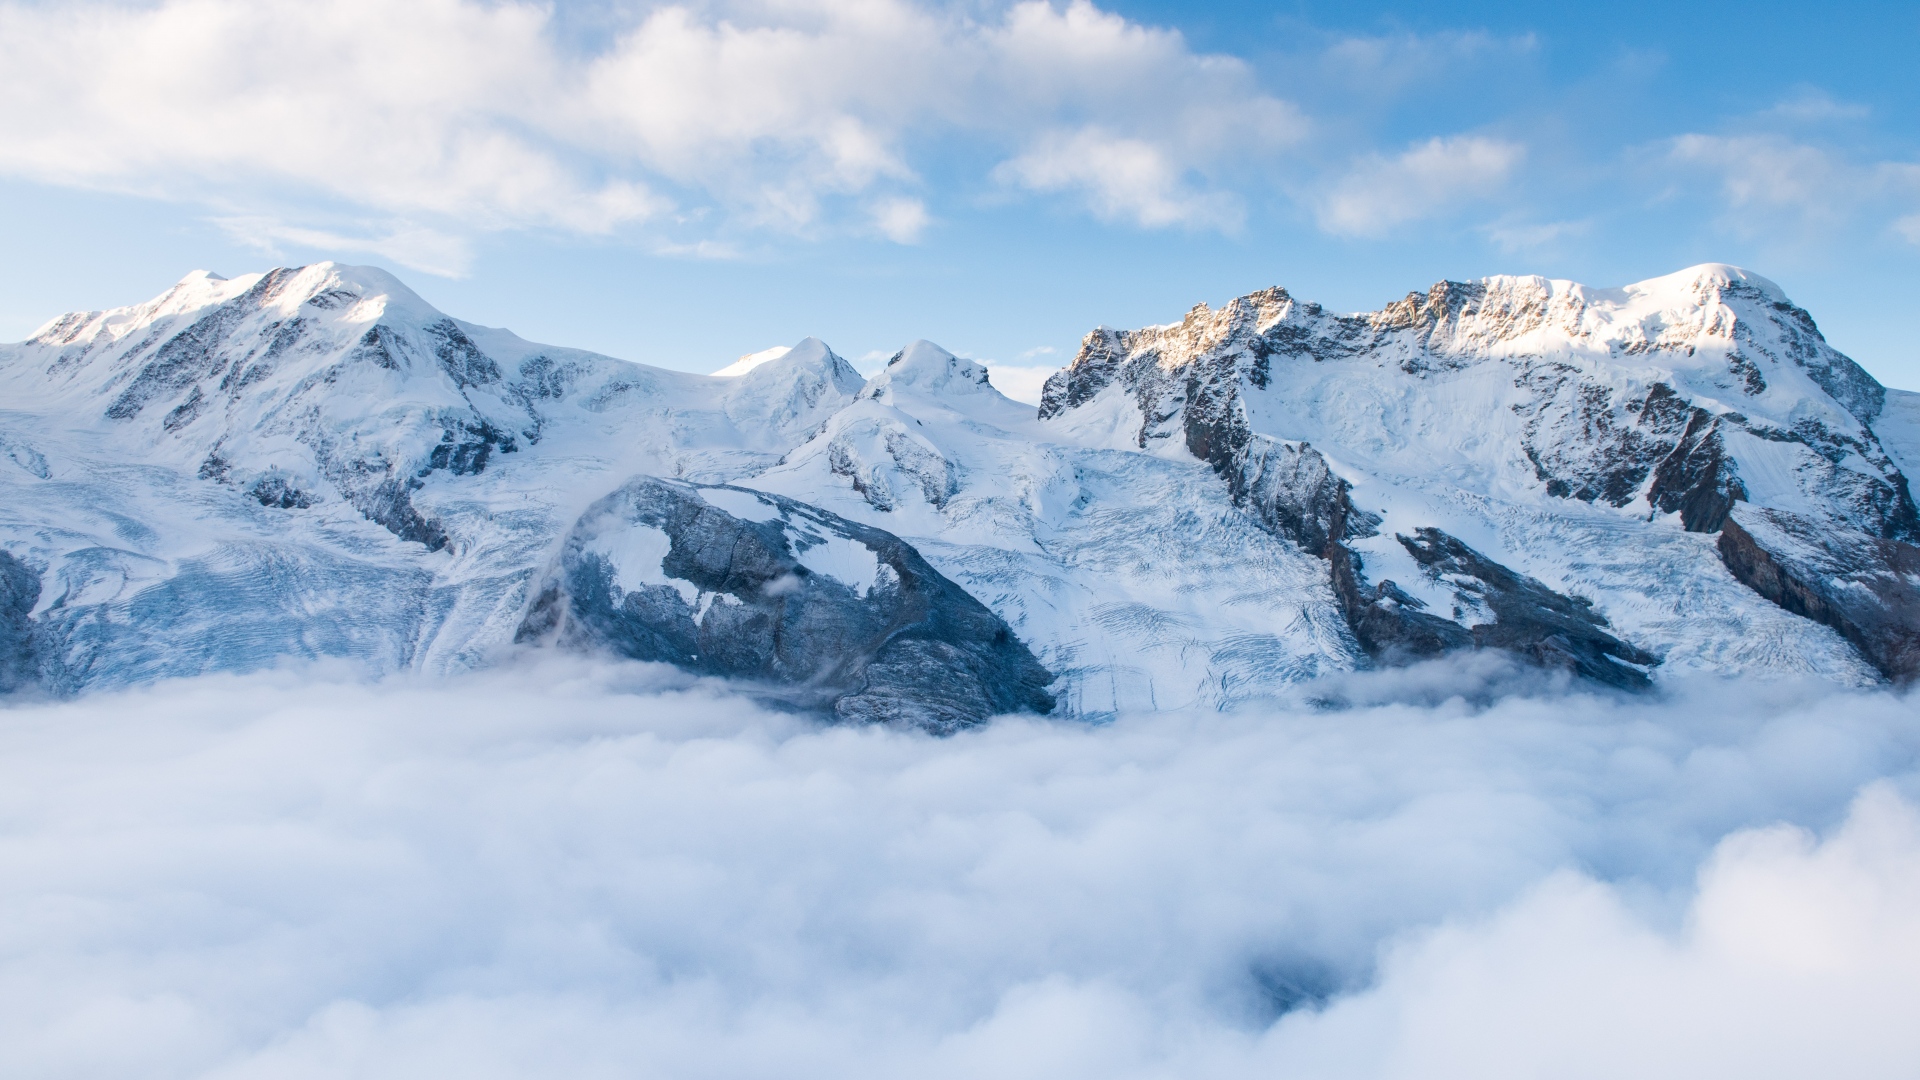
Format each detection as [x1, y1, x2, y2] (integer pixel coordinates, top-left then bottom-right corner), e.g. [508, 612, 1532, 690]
[2, 260, 1914, 722]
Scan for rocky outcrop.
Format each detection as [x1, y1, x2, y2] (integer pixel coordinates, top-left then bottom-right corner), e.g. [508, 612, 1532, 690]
[0, 550, 41, 693]
[1389, 528, 1657, 688]
[1718, 509, 1920, 684]
[1230, 436, 1654, 687]
[1033, 266, 1920, 684]
[518, 476, 1055, 731]
[1068, 326, 1660, 687]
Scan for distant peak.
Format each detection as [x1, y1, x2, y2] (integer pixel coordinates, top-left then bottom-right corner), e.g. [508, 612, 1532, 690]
[887, 339, 958, 369]
[719, 338, 864, 400]
[713, 344, 794, 378]
[1647, 262, 1789, 303]
[863, 340, 992, 400]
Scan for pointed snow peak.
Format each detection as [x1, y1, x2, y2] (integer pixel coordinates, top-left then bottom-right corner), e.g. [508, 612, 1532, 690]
[773, 337, 835, 373]
[1628, 263, 1789, 305]
[722, 337, 863, 436]
[728, 337, 862, 392]
[108, 262, 451, 331]
[864, 340, 991, 401]
[890, 339, 957, 368]
[275, 262, 446, 325]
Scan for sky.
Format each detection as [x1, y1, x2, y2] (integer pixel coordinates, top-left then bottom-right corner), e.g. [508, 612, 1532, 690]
[2, 0, 1918, 397]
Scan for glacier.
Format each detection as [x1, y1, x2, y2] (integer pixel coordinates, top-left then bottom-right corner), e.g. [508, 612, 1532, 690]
[2, 260, 1916, 723]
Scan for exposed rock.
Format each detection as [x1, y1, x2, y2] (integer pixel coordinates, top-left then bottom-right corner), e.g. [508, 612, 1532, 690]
[1391, 528, 1658, 689]
[518, 476, 1055, 731]
[0, 550, 41, 693]
[1231, 437, 1372, 557]
[1042, 268, 1915, 546]
[1718, 509, 1920, 684]
[1033, 265, 1920, 684]
[249, 475, 315, 509]
[1103, 346, 1653, 685]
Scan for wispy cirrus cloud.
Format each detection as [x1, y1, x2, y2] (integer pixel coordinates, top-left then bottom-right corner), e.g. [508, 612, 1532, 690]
[1317, 135, 1526, 237]
[1663, 131, 1920, 247]
[993, 128, 1254, 230]
[213, 217, 477, 278]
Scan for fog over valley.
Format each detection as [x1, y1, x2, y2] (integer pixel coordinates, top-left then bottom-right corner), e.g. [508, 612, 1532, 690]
[2, 658, 1917, 1078]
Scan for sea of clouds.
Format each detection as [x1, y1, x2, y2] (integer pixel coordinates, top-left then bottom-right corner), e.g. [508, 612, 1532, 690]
[2, 655, 1918, 1079]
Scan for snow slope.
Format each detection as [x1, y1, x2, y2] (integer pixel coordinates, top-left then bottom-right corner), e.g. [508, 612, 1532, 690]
[2, 261, 1914, 711]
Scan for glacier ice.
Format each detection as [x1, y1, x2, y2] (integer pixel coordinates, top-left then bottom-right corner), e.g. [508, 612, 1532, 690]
[2, 259, 1916, 717]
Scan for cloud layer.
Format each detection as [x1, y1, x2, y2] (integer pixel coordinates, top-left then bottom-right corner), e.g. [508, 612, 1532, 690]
[0, 0, 1300, 269]
[0, 658, 1916, 1077]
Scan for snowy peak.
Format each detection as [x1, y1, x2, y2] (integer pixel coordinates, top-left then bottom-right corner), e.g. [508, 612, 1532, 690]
[1626, 262, 1788, 303]
[1037, 263, 1920, 684]
[1049, 265, 1865, 420]
[5, 258, 1918, 713]
[722, 337, 864, 434]
[713, 344, 794, 378]
[861, 340, 993, 403]
[0, 265, 869, 555]
[737, 337, 856, 388]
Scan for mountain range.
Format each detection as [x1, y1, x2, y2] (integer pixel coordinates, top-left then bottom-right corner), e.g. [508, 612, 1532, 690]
[2, 262, 1915, 726]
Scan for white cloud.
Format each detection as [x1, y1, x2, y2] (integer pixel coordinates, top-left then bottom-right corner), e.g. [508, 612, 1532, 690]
[1319, 136, 1525, 236]
[981, 359, 1061, 404]
[0, 659, 1916, 1076]
[0, 0, 1306, 252]
[1765, 88, 1871, 123]
[994, 128, 1246, 230]
[1664, 134, 1920, 242]
[1483, 218, 1591, 254]
[1265, 784, 1920, 1078]
[213, 217, 475, 278]
[1668, 134, 1846, 218]
[0, 0, 668, 233]
[1315, 30, 1539, 103]
[871, 197, 932, 243]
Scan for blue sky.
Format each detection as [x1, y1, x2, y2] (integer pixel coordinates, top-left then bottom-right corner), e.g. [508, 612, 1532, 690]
[2, 0, 1917, 396]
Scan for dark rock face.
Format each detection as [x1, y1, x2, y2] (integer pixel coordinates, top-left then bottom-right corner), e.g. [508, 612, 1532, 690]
[1520, 379, 1751, 534]
[1041, 275, 1918, 545]
[1231, 437, 1375, 557]
[1089, 340, 1655, 687]
[0, 550, 41, 693]
[1036, 270, 1920, 684]
[519, 476, 1055, 732]
[1391, 528, 1657, 688]
[1318, 515, 1655, 689]
[1718, 509, 1920, 684]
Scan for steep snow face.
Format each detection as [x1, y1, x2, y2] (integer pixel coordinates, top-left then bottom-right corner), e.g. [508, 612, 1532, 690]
[0, 265, 867, 691]
[1040, 264, 1908, 684]
[1, 260, 1912, 706]
[751, 340, 1359, 714]
[1876, 389, 1920, 480]
[1043, 265, 1905, 535]
[712, 344, 793, 377]
[720, 338, 864, 440]
[860, 340, 995, 403]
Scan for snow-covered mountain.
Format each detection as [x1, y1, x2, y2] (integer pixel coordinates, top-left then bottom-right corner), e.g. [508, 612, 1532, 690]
[2, 262, 1915, 722]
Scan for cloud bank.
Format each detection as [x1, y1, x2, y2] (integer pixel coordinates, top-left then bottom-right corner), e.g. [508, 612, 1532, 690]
[1, 658, 1916, 1077]
[0, 0, 1299, 269]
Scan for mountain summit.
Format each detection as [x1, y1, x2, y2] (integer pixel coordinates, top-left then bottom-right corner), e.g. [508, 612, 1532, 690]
[2, 263, 1915, 717]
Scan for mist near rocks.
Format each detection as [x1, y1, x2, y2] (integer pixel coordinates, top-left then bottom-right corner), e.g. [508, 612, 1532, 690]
[1, 657, 1917, 1079]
